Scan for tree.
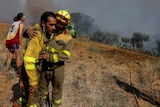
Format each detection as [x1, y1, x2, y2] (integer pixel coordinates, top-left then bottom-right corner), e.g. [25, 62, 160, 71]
[90, 30, 119, 45]
[155, 39, 160, 55]
[130, 32, 150, 49]
[152, 32, 160, 56]
[71, 12, 94, 35]
[121, 37, 130, 46]
[91, 30, 106, 43]
[104, 32, 119, 45]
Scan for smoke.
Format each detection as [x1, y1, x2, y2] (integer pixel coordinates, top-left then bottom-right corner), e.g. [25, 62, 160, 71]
[1, 0, 160, 36]
[1, 0, 160, 49]
[25, 0, 60, 24]
[54, 0, 160, 36]
[0, 0, 59, 25]
[0, 0, 24, 23]
[54, 0, 160, 50]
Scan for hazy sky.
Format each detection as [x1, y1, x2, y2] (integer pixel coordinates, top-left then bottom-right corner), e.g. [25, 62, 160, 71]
[54, 0, 160, 36]
[0, 0, 160, 49]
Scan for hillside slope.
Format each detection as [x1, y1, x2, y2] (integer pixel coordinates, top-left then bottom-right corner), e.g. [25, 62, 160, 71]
[63, 38, 160, 107]
[0, 23, 160, 107]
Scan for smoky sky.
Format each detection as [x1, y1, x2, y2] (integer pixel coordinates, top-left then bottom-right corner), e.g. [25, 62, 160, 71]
[0, 0, 58, 24]
[0, 0, 160, 49]
[25, 0, 59, 24]
[55, 0, 160, 49]
[55, 0, 160, 37]
[1, 0, 160, 36]
[0, 0, 23, 23]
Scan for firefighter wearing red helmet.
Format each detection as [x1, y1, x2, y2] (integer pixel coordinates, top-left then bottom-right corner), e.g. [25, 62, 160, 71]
[54, 10, 71, 34]
[56, 10, 70, 24]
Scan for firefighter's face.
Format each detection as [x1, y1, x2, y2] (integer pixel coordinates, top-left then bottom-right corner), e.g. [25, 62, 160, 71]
[55, 20, 66, 31]
[44, 16, 56, 34]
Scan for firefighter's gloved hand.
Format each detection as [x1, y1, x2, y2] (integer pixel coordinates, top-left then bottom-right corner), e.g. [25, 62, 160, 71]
[29, 85, 38, 92]
[40, 46, 46, 55]
[48, 39, 64, 51]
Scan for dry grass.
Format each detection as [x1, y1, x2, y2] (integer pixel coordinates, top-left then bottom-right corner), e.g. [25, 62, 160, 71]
[63, 38, 160, 107]
[0, 24, 160, 107]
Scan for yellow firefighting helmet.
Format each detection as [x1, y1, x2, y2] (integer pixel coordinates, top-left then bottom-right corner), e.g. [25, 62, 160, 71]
[56, 10, 70, 25]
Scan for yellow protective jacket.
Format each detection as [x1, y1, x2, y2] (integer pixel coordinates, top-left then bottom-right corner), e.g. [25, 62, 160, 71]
[46, 32, 73, 63]
[23, 26, 44, 85]
[23, 24, 73, 85]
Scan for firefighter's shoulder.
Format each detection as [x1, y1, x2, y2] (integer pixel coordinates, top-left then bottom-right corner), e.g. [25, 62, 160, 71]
[55, 32, 72, 44]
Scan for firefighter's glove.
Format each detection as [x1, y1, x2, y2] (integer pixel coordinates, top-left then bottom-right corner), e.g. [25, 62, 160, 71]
[48, 39, 64, 52]
[40, 45, 47, 55]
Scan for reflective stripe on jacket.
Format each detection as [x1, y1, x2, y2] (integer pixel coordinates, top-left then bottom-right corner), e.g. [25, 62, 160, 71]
[34, 24, 73, 63]
[46, 32, 73, 63]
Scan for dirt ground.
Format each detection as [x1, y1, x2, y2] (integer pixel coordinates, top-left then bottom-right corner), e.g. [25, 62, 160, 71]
[0, 23, 160, 107]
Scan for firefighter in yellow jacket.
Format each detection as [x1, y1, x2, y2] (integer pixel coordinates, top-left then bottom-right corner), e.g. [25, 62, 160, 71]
[14, 11, 57, 107]
[14, 10, 73, 107]
[38, 10, 73, 107]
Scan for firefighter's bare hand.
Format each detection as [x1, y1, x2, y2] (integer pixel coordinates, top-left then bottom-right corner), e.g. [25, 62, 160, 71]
[29, 85, 37, 92]
[39, 53, 47, 59]
[27, 28, 37, 38]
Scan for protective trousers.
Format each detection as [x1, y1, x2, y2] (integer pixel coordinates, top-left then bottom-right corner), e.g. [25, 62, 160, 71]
[39, 64, 64, 107]
[14, 65, 40, 107]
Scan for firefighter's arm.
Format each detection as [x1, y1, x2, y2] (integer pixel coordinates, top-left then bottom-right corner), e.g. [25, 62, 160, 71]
[23, 29, 37, 38]
[46, 39, 73, 63]
[23, 24, 40, 38]
[23, 36, 41, 86]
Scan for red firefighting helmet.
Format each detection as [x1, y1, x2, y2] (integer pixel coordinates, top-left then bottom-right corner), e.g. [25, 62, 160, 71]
[56, 10, 70, 25]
